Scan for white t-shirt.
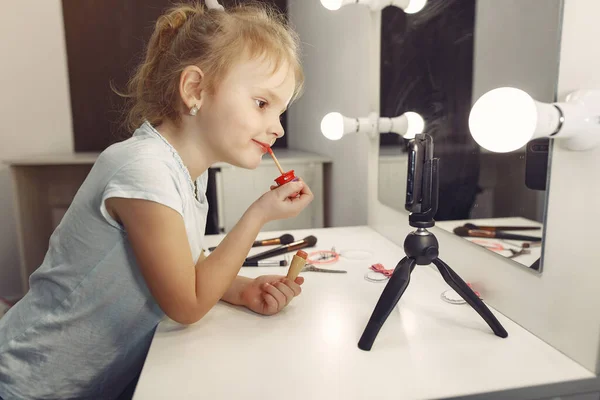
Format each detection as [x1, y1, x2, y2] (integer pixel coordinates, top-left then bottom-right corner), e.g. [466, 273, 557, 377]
[0, 121, 209, 399]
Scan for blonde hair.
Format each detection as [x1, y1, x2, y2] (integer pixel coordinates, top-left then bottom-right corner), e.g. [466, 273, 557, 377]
[120, 1, 304, 131]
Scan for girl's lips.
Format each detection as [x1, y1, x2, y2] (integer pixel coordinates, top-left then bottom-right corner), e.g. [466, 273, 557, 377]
[252, 139, 270, 153]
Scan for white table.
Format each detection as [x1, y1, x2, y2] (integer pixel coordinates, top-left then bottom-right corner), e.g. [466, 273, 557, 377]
[435, 217, 543, 270]
[133, 226, 592, 400]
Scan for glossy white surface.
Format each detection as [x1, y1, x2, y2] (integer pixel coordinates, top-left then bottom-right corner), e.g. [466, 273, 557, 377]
[134, 226, 592, 400]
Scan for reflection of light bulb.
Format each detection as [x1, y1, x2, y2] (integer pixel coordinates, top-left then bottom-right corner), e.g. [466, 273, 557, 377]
[468, 87, 561, 152]
[403, 112, 425, 139]
[320, 0, 343, 11]
[320, 0, 427, 13]
[320, 112, 345, 140]
[404, 0, 427, 13]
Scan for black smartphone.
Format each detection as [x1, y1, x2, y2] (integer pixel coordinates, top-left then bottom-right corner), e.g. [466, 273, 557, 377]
[405, 134, 434, 213]
[525, 138, 550, 191]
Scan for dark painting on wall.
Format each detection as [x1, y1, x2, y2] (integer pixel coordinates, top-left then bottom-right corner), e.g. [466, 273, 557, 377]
[61, 0, 288, 153]
[379, 0, 480, 220]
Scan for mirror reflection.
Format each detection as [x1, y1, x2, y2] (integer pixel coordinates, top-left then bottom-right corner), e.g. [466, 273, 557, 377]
[378, 0, 563, 271]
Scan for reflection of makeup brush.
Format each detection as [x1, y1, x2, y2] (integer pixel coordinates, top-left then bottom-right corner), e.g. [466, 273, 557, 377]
[267, 148, 285, 175]
[453, 226, 541, 242]
[463, 223, 540, 231]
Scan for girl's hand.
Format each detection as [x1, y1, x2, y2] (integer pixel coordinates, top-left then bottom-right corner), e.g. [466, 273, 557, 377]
[239, 275, 304, 316]
[252, 178, 313, 223]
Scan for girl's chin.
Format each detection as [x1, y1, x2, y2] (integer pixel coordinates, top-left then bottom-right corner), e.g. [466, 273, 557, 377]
[228, 153, 262, 170]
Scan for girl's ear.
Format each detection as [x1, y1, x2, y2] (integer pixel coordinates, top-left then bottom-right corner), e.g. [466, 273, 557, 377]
[180, 65, 205, 115]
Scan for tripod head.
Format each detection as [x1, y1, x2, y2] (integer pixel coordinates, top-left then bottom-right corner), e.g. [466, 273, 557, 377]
[405, 133, 439, 228]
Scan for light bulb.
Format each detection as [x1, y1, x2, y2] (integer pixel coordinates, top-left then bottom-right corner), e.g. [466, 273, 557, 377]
[378, 111, 425, 138]
[320, 0, 343, 11]
[321, 112, 345, 140]
[404, 0, 427, 14]
[403, 111, 425, 139]
[468, 87, 561, 153]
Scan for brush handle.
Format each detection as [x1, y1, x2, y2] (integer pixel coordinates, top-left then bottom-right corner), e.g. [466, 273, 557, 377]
[464, 223, 540, 231]
[495, 231, 542, 242]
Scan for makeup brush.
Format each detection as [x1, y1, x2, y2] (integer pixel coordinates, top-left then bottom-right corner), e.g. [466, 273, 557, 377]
[453, 226, 541, 242]
[245, 235, 317, 263]
[463, 223, 540, 231]
[208, 233, 295, 252]
[267, 148, 285, 175]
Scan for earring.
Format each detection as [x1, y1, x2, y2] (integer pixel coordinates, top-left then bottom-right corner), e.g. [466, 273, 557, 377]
[189, 104, 199, 116]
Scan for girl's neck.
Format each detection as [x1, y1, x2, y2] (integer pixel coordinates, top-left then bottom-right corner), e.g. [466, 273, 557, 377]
[154, 119, 216, 181]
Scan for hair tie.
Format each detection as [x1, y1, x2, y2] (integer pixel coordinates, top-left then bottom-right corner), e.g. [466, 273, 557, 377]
[205, 0, 224, 11]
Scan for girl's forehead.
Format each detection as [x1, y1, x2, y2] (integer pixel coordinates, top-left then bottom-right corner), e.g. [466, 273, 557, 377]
[225, 55, 293, 88]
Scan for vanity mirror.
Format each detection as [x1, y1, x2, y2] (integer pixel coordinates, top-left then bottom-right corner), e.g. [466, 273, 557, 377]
[377, 0, 563, 271]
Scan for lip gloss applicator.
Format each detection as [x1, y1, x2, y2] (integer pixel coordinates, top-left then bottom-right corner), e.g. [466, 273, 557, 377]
[268, 147, 285, 175]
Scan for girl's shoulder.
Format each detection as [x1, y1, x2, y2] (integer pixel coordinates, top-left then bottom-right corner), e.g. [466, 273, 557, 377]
[102, 132, 174, 165]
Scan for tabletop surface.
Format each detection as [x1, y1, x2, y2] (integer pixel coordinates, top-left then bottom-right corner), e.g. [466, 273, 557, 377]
[133, 226, 591, 400]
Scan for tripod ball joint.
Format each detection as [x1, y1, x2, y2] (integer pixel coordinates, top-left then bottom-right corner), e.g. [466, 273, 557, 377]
[404, 229, 439, 265]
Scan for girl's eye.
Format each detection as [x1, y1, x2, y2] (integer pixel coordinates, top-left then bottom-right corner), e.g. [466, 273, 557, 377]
[255, 99, 268, 109]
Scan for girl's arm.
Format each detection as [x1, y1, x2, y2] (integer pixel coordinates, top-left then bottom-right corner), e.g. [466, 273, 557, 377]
[105, 179, 310, 325]
[107, 197, 264, 324]
[197, 249, 247, 306]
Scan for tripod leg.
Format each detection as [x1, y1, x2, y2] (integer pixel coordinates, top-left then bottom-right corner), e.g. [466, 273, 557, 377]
[432, 258, 508, 338]
[358, 257, 417, 351]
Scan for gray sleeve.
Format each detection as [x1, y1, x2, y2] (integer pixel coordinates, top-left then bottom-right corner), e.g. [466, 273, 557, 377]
[99, 158, 184, 230]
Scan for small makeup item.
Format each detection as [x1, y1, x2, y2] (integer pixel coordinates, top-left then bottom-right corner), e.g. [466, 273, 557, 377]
[286, 250, 308, 280]
[242, 260, 288, 267]
[268, 148, 300, 198]
[208, 234, 295, 252]
[364, 263, 394, 283]
[301, 264, 346, 273]
[522, 241, 542, 248]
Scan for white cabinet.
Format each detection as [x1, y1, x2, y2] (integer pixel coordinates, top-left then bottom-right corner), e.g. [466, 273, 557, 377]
[215, 149, 329, 232]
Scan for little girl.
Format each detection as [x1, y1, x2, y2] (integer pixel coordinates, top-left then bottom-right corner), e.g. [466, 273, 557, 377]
[0, 2, 312, 399]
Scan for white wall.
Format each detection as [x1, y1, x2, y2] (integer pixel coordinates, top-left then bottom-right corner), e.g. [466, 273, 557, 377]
[543, 0, 600, 372]
[287, 0, 372, 227]
[0, 1, 73, 298]
[370, 0, 600, 373]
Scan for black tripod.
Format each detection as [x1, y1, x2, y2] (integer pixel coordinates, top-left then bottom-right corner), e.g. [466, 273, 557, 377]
[358, 134, 508, 351]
